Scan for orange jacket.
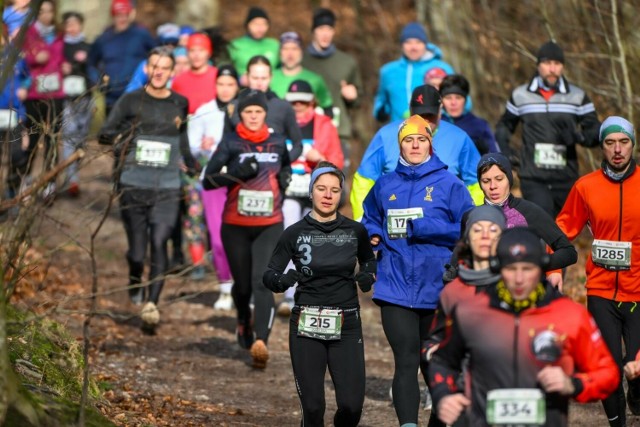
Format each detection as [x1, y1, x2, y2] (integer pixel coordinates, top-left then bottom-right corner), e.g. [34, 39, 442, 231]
[557, 164, 640, 302]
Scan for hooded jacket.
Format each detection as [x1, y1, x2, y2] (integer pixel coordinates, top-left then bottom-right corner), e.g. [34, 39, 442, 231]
[362, 155, 474, 309]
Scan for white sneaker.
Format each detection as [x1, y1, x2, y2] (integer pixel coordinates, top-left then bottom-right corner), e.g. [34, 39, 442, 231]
[423, 387, 433, 411]
[277, 298, 294, 317]
[141, 302, 160, 326]
[213, 292, 234, 310]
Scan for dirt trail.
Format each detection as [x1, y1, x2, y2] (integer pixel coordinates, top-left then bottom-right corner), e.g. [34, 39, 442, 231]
[29, 143, 635, 426]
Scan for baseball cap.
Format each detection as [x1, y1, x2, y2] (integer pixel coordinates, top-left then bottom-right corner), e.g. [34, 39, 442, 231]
[111, 0, 133, 16]
[409, 84, 441, 116]
[285, 80, 314, 103]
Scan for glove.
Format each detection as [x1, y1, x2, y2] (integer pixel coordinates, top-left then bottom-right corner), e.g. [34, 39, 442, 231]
[278, 170, 292, 192]
[228, 156, 259, 181]
[274, 269, 302, 293]
[442, 263, 458, 284]
[355, 271, 375, 292]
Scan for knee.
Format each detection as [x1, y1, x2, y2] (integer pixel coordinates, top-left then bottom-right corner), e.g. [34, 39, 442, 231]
[302, 401, 325, 426]
[335, 400, 362, 426]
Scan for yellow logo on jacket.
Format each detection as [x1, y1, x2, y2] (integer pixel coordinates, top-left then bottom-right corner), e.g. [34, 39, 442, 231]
[389, 194, 397, 201]
[424, 187, 434, 201]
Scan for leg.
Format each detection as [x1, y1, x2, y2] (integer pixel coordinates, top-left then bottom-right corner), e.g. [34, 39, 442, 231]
[147, 221, 174, 304]
[221, 224, 253, 325]
[328, 311, 365, 427]
[550, 179, 575, 219]
[119, 189, 150, 303]
[588, 296, 625, 427]
[290, 309, 329, 427]
[622, 301, 640, 415]
[201, 187, 232, 281]
[182, 178, 206, 279]
[380, 303, 422, 425]
[519, 178, 555, 218]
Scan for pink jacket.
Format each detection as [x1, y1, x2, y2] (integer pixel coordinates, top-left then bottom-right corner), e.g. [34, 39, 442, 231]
[24, 25, 66, 100]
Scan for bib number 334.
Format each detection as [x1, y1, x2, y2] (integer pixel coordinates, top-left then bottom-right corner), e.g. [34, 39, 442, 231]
[486, 388, 545, 425]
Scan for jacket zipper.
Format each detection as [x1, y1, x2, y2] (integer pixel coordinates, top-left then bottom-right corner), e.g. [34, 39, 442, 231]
[613, 182, 623, 300]
[410, 172, 416, 308]
[513, 315, 520, 387]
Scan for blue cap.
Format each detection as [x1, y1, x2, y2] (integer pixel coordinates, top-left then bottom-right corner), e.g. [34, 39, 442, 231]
[400, 22, 428, 44]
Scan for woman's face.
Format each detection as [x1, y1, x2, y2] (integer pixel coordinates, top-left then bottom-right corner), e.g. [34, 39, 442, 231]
[247, 63, 271, 92]
[64, 16, 82, 37]
[311, 173, 341, 217]
[240, 106, 267, 131]
[480, 165, 510, 203]
[216, 75, 239, 104]
[468, 220, 502, 261]
[38, 1, 55, 26]
[400, 134, 431, 165]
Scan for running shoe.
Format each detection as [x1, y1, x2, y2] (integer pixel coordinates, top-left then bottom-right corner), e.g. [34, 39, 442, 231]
[236, 322, 254, 349]
[140, 302, 160, 332]
[424, 387, 433, 411]
[67, 182, 80, 198]
[213, 292, 234, 310]
[250, 339, 269, 369]
[42, 182, 56, 205]
[276, 298, 294, 317]
[190, 265, 205, 281]
[628, 383, 640, 415]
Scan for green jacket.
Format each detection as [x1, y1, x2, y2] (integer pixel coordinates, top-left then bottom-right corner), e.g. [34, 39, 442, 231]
[228, 35, 280, 74]
[270, 68, 333, 110]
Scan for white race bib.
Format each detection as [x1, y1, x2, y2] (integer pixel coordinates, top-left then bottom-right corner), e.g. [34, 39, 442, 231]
[36, 73, 60, 93]
[135, 139, 171, 167]
[238, 189, 274, 216]
[486, 388, 545, 425]
[592, 239, 632, 271]
[297, 307, 342, 340]
[534, 143, 566, 169]
[0, 109, 18, 130]
[286, 173, 311, 198]
[386, 207, 424, 239]
[63, 76, 86, 96]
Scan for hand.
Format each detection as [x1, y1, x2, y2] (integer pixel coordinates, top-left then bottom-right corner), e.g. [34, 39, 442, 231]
[340, 80, 357, 101]
[61, 62, 72, 75]
[16, 87, 27, 102]
[305, 148, 325, 164]
[559, 125, 582, 147]
[437, 393, 470, 425]
[355, 271, 375, 292]
[229, 156, 259, 181]
[537, 366, 575, 396]
[624, 360, 640, 380]
[276, 269, 302, 292]
[35, 51, 50, 64]
[442, 263, 458, 284]
[546, 272, 563, 292]
[370, 235, 381, 246]
[201, 136, 215, 151]
[74, 50, 87, 62]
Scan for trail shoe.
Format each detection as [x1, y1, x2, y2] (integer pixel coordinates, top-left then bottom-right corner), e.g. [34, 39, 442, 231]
[628, 383, 640, 415]
[67, 182, 80, 198]
[250, 339, 269, 369]
[140, 302, 160, 331]
[190, 265, 205, 281]
[236, 322, 254, 350]
[423, 387, 433, 411]
[277, 298, 294, 317]
[213, 292, 234, 311]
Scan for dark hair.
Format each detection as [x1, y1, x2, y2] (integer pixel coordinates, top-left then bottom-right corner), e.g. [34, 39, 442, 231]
[39, 0, 59, 28]
[247, 55, 272, 73]
[147, 46, 175, 67]
[439, 74, 470, 98]
[313, 161, 345, 186]
[62, 11, 84, 24]
[478, 161, 508, 180]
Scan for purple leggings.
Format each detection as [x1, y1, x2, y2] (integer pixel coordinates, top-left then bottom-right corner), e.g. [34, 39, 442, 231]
[201, 187, 232, 282]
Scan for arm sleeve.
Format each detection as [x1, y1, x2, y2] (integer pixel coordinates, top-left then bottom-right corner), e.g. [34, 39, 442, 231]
[428, 306, 467, 407]
[555, 184, 588, 241]
[372, 70, 389, 122]
[345, 60, 363, 108]
[97, 94, 130, 145]
[314, 77, 333, 109]
[356, 224, 376, 267]
[179, 105, 197, 175]
[495, 98, 520, 157]
[202, 138, 233, 190]
[350, 129, 387, 220]
[361, 183, 385, 246]
[314, 117, 344, 170]
[571, 308, 620, 402]
[124, 61, 147, 94]
[350, 173, 376, 222]
[284, 104, 303, 161]
[87, 37, 103, 86]
[263, 227, 297, 292]
[576, 94, 600, 148]
[425, 300, 448, 352]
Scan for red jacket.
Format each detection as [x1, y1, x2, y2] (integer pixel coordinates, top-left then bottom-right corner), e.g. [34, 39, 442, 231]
[171, 66, 218, 114]
[556, 163, 640, 302]
[24, 25, 66, 100]
[429, 282, 619, 427]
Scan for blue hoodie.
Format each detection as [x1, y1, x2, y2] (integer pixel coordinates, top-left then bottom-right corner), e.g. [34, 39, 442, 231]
[362, 155, 474, 309]
[0, 58, 29, 123]
[442, 111, 499, 154]
[373, 44, 454, 123]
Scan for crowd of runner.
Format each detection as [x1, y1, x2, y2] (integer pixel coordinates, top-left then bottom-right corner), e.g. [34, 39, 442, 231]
[1, 1, 639, 426]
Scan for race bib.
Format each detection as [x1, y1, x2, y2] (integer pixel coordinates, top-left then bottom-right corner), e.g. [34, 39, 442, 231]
[63, 76, 86, 96]
[135, 139, 171, 167]
[238, 189, 274, 216]
[534, 143, 566, 169]
[286, 173, 311, 198]
[36, 73, 60, 93]
[486, 388, 545, 425]
[387, 207, 424, 239]
[0, 109, 18, 130]
[592, 239, 631, 271]
[297, 307, 342, 340]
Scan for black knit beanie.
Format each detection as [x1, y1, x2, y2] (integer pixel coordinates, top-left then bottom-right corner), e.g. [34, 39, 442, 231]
[477, 153, 514, 188]
[312, 8, 336, 30]
[245, 6, 269, 27]
[237, 89, 268, 113]
[536, 41, 564, 64]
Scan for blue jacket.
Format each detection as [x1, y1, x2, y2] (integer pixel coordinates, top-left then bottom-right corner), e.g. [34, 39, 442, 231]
[124, 60, 148, 93]
[373, 44, 454, 123]
[362, 155, 474, 309]
[442, 112, 499, 155]
[88, 24, 156, 107]
[0, 58, 29, 122]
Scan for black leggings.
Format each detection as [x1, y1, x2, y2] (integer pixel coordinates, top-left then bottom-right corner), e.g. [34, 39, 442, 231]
[221, 222, 283, 343]
[0, 126, 28, 197]
[588, 296, 640, 427]
[120, 188, 180, 304]
[519, 177, 574, 219]
[24, 98, 64, 174]
[289, 307, 365, 427]
[380, 301, 435, 425]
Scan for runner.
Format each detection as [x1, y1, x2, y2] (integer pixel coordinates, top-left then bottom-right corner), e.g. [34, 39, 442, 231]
[556, 116, 640, 426]
[98, 48, 197, 332]
[429, 227, 619, 427]
[263, 161, 375, 426]
[202, 88, 291, 369]
[186, 64, 240, 309]
[362, 114, 474, 426]
[277, 79, 343, 316]
[475, 152, 577, 289]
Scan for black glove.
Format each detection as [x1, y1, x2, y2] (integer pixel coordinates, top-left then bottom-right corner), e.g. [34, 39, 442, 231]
[355, 271, 375, 292]
[278, 170, 292, 192]
[274, 269, 302, 293]
[442, 263, 458, 284]
[228, 156, 259, 181]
